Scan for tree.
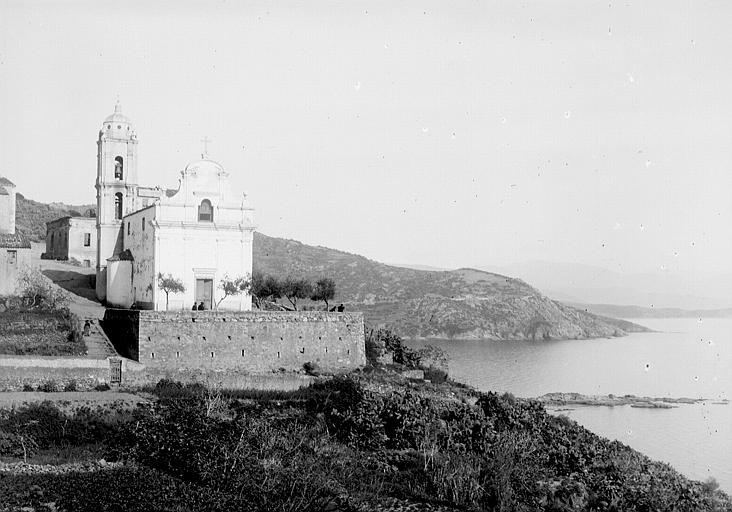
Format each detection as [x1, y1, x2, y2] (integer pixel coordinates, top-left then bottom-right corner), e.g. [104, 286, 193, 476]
[17, 267, 68, 310]
[249, 272, 265, 309]
[216, 274, 251, 310]
[250, 272, 283, 309]
[281, 277, 313, 311]
[310, 277, 336, 310]
[157, 273, 185, 311]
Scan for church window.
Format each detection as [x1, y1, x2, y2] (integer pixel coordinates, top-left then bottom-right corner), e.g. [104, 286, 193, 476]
[84, 233, 91, 247]
[142, 218, 145, 231]
[114, 193, 123, 220]
[50, 233, 54, 245]
[198, 199, 213, 222]
[117, 125, 121, 129]
[114, 156, 124, 180]
[127, 222, 130, 235]
[7, 250, 17, 265]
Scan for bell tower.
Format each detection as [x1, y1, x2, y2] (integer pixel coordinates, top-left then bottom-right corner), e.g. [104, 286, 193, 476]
[95, 101, 140, 301]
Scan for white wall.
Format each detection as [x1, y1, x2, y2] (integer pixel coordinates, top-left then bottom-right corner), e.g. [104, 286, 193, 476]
[106, 259, 133, 308]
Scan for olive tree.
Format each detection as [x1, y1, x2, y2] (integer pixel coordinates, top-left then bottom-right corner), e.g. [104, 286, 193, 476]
[157, 273, 185, 311]
[310, 277, 336, 310]
[216, 274, 251, 310]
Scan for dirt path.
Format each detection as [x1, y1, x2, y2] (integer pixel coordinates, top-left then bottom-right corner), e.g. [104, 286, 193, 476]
[33, 251, 117, 358]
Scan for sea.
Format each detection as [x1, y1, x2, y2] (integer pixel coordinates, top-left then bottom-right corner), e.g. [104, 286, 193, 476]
[407, 317, 732, 494]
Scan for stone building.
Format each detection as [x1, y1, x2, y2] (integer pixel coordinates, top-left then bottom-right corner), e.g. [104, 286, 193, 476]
[45, 216, 97, 267]
[94, 103, 255, 310]
[0, 176, 31, 295]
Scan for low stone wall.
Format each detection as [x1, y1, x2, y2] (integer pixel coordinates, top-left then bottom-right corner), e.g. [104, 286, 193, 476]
[0, 356, 119, 391]
[102, 309, 366, 373]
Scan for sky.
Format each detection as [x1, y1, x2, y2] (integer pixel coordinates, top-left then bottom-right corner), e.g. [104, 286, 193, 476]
[1, 0, 730, 283]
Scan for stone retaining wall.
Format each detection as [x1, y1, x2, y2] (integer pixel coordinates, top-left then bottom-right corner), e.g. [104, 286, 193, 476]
[0, 356, 120, 391]
[102, 309, 366, 373]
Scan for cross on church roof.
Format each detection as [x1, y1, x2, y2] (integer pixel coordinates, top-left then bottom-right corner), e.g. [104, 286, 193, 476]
[201, 136, 212, 158]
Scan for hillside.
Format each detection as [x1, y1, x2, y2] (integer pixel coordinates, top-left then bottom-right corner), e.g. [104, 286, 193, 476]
[15, 194, 95, 242]
[253, 233, 649, 340]
[14, 196, 648, 340]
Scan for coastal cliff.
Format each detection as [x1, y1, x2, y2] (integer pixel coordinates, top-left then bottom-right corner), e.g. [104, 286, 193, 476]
[254, 233, 649, 340]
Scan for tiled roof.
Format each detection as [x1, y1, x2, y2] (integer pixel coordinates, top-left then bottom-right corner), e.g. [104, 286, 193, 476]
[0, 176, 15, 187]
[0, 233, 31, 249]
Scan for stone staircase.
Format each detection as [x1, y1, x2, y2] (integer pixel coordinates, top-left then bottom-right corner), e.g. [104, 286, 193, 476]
[81, 318, 118, 359]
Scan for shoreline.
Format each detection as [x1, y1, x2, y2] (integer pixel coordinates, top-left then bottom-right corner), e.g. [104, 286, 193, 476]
[535, 392, 729, 409]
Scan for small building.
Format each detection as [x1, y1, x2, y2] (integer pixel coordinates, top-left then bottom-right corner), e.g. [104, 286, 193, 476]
[45, 216, 97, 267]
[0, 176, 31, 296]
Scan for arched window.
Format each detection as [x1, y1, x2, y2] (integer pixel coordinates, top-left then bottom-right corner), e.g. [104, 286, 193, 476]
[198, 199, 213, 222]
[114, 156, 124, 180]
[114, 193, 123, 220]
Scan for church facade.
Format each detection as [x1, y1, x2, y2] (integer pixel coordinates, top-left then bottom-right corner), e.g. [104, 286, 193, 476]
[95, 103, 255, 311]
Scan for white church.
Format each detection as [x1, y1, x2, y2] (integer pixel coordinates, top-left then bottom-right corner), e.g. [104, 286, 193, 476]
[95, 103, 256, 311]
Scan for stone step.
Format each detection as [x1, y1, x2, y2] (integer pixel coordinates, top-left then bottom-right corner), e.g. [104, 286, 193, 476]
[82, 319, 118, 359]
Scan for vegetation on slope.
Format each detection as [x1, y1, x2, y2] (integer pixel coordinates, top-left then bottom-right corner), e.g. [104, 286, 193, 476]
[0, 377, 729, 511]
[14, 196, 648, 340]
[253, 233, 649, 340]
[15, 194, 94, 242]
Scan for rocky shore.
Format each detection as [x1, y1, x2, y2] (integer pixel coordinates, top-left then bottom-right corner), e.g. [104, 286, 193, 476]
[536, 392, 729, 409]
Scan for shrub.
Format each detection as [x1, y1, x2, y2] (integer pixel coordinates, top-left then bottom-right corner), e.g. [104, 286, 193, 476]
[94, 383, 111, 392]
[22, 384, 34, 392]
[16, 268, 69, 310]
[37, 380, 58, 393]
[149, 379, 206, 399]
[63, 380, 78, 392]
[0, 430, 38, 458]
[423, 366, 448, 383]
[303, 361, 320, 376]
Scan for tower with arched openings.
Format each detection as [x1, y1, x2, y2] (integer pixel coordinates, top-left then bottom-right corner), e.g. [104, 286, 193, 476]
[95, 101, 140, 300]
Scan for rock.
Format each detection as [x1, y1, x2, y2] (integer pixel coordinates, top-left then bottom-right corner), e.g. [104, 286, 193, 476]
[401, 369, 424, 380]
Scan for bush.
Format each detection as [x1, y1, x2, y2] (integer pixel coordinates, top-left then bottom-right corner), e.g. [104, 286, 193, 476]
[16, 268, 69, 310]
[149, 379, 206, 399]
[423, 366, 448, 383]
[303, 361, 320, 376]
[0, 430, 38, 458]
[94, 383, 111, 392]
[63, 380, 78, 392]
[22, 384, 34, 392]
[37, 380, 58, 393]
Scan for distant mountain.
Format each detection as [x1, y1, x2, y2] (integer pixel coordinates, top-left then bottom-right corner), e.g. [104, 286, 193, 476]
[253, 233, 649, 340]
[568, 303, 732, 319]
[15, 194, 95, 242]
[481, 261, 732, 310]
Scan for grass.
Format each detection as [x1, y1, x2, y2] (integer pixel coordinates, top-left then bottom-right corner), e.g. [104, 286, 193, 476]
[0, 308, 85, 356]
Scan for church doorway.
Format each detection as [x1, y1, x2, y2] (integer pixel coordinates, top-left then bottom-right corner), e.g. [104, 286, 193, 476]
[195, 278, 213, 310]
